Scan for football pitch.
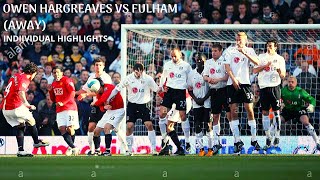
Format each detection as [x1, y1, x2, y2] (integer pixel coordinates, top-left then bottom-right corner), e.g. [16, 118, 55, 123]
[0, 155, 319, 180]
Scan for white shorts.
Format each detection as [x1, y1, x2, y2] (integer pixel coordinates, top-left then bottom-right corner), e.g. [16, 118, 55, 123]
[167, 97, 192, 123]
[97, 108, 125, 130]
[56, 110, 79, 130]
[3, 105, 34, 127]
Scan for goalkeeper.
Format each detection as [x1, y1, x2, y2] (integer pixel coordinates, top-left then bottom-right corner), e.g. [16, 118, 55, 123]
[281, 76, 320, 150]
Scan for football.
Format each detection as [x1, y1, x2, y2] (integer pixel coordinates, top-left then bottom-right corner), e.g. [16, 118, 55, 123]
[87, 79, 101, 92]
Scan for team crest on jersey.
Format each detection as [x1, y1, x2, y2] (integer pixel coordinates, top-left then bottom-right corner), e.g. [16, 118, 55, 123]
[195, 82, 202, 89]
[234, 57, 240, 63]
[210, 68, 216, 74]
[132, 87, 138, 94]
[169, 72, 175, 78]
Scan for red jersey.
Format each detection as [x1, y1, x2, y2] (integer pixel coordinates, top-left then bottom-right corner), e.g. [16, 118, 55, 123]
[94, 84, 124, 111]
[49, 76, 77, 113]
[1, 73, 30, 110]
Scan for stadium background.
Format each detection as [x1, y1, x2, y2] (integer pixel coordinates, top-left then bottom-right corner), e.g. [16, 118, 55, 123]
[0, 0, 319, 152]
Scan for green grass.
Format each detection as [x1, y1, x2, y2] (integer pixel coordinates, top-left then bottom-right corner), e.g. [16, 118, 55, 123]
[0, 155, 319, 180]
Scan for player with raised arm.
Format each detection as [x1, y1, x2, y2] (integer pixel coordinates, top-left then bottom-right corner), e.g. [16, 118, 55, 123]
[223, 32, 261, 153]
[77, 58, 112, 155]
[107, 63, 158, 155]
[187, 54, 211, 156]
[158, 48, 192, 156]
[203, 44, 230, 156]
[90, 78, 130, 156]
[252, 39, 286, 149]
[49, 66, 79, 156]
[280, 76, 320, 150]
[1, 63, 49, 157]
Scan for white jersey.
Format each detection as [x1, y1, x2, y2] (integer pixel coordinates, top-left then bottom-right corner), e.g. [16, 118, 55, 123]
[160, 60, 192, 90]
[256, 53, 286, 89]
[223, 45, 257, 85]
[82, 72, 112, 100]
[116, 72, 158, 104]
[187, 69, 210, 108]
[203, 57, 227, 89]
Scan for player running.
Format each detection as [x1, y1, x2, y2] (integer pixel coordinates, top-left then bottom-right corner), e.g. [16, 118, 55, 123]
[223, 32, 261, 153]
[252, 39, 286, 150]
[49, 66, 79, 156]
[280, 76, 320, 150]
[1, 63, 49, 157]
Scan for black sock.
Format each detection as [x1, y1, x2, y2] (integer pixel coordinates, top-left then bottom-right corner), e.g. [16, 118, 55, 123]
[105, 134, 112, 149]
[26, 125, 39, 144]
[93, 136, 101, 150]
[16, 126, 24, 151]
[71, 135, 75, 143]
[62, 133, 75, 148]
[168, 130, 182, 150]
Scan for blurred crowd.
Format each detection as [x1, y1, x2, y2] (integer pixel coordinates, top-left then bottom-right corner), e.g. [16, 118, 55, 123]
[0, 0, 320, 136]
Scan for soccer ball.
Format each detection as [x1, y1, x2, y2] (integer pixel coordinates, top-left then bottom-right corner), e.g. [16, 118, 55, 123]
[88, 79, 101, 92]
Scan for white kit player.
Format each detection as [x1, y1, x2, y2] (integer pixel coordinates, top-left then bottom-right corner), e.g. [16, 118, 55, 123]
[203, 44, 230, 156]
[252, 39, 286, 149]
[158, 48, 192, 156]
[107, 63, 158, 155]
[223, 32, 261, 153]
[187, 54, 211, 156]
[77, 58, 112, 155]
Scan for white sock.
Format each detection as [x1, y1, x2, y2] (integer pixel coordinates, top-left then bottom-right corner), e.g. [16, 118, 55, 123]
[181, 119, 190, 143]
[206, 130, 213, 148]
[248, 120, 257, 142]
[126, 134, 133, 153]
[262, 115, 271, 139]
[87, 132, 94, 152]
[148, 130, 156, 150]
[195, 132, 204, 149]
[306, 124, 319, 144]
[273, 111, 281, 138]
[230, 120, 240, 143]
[159, 117, 167, 139]
[212, 123, 220, 145]
[115, 131, 128, 151]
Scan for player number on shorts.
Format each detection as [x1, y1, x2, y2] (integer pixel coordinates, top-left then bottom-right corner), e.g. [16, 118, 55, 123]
[246, 93, 253, 100]
[276, 100, 280, 107]
[180, 101, 186, 108]
[4, 81, 12, 98]
[69, 115, 75, 122]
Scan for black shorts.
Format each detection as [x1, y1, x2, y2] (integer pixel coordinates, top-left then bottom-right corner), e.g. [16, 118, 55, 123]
[161, 88, 186, 111]
[127, 102, 151, 123]
[227, 84, 253, 104]
[260, 85, 281, 111]
[281, 108, 308, 123]
[193, 107, 211, 124]
[210, 87, 230, 114]
[89, 106, 104, 123]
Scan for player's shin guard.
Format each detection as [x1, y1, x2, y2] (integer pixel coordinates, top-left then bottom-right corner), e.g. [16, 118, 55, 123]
[16, 126, 25, 151]
[168, 130, 182, 150]
[181, 119, 190, 144]
[148, 130, 156, 151]
[230, 120, 240, 143]
[306, 124, 319, 144]
[196, 132, 204, 149]
[88, 132, 94, 152]
[248, 120, 257, 142]
[262, 115, 271, 139]
[126, 134, 133, 153]
[273, 111, 281, 138]
[105, 134, 112, 151]
[93, 136, 100, 150]
[212, 123, 220, 146]
[26, 125, 40, 144]
[159, 117, 167, 139]
[62, 133, 75, 148]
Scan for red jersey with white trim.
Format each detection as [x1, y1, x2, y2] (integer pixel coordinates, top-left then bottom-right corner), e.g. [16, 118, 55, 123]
[94, 84, 124, 111]
[49, 76, 78, 113]
[1, 73, 30, 110]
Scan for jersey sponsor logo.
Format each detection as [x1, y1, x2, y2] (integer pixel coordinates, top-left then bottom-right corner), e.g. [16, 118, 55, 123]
[195, 82, 202, 89]
[54, 88, 63, 95]
[169, 72, 182, 78]
[210, 68, 215, 74]
[234, 57, 240, 63]
[132, 87, 144, 93]
[264, 66, 271, 72]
